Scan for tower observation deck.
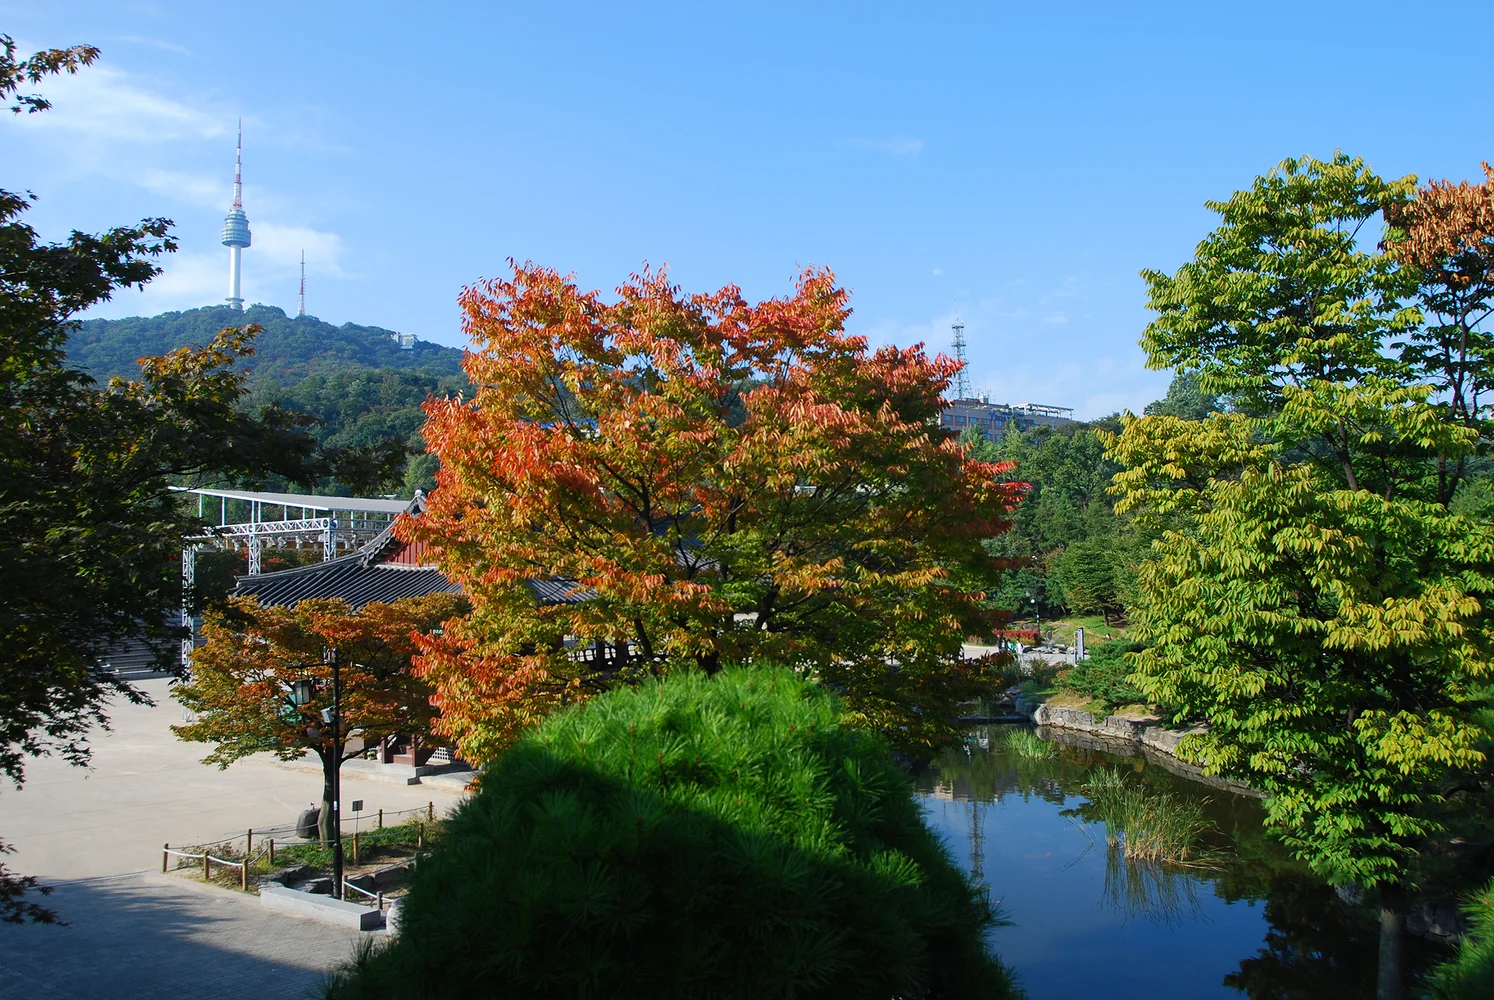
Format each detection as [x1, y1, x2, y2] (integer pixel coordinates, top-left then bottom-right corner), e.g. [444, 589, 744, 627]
[221, 121, 251, 309]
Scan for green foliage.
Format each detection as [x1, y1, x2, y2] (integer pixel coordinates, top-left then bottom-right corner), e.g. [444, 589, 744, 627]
[69, 305, 469, 492]
[1049, 533, 1126, 625]
[1061, 641, 1145, 711]
[326, 667, 1016, 1000]
[273, 820, 440, 872]
[1428, 878, 1494, 999]
[1143, 371, 1222, 422]
[964, 420, 1142, 620]
[69, 304, 463, 388]
[1108, 153, 1494, 900]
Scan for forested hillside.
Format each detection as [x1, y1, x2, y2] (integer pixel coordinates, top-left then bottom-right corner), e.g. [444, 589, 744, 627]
[69, 304, 465, 386]
[69, 305, 468, 493]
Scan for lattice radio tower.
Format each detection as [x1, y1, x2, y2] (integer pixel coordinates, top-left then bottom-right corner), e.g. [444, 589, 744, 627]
[951, 317, 971, 401]
[297, 249, 306, 317]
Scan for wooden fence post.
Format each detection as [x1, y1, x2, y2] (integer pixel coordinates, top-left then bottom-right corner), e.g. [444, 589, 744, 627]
[162, 843, 168, 873]
[246, 828, 253, 862]
[417, 820, 425, 850]
[240, 859, 248, 891]
[352, 831, 360, 865]
[269, 839, 275, 865]
[378, 808, 383, 829]
[203, 851, 210, 881]
[428, 801, 434, 822]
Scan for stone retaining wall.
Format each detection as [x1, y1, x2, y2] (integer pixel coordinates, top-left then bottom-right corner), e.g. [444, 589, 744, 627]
[1024, 700, 1261, 797]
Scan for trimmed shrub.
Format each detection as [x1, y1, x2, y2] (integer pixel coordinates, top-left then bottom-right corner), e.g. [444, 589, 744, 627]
[1061, 640, 1145, 710]
[327, 667, 1016, 1000]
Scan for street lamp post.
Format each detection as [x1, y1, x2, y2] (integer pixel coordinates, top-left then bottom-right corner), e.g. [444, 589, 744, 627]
[285, 650, 343, 900]
[326, 648, 343, 900]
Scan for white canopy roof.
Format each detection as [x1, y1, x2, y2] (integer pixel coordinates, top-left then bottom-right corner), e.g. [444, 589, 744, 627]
[174, 487, 412, 515]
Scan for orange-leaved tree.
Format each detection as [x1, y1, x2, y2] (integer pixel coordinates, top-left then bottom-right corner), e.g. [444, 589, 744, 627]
[173, 593, 466, 843]
[401, 264, 1026, 763]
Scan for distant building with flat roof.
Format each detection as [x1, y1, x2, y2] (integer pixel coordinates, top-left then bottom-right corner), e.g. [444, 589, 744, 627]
[939, 399, 1075, 436]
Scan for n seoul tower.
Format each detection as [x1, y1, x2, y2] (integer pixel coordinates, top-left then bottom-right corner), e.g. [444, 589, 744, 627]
[221, 121, 251, 309]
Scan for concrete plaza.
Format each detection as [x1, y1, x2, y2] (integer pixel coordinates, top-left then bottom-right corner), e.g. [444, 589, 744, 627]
[0, 677, 469, 998]
[2, 678, 467, 881]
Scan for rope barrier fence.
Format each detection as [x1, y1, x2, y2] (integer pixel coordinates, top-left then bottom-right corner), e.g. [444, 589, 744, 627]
[161, 801, 446, 895]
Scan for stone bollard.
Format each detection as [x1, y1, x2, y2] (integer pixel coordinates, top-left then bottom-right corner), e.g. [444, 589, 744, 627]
[385, 897, 403, 937]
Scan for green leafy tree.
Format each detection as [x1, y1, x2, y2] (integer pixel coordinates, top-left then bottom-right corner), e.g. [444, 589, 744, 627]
[1143, 371, 1221, 421]
[1107, 153, 1494, 1000]
[964, 421, 1132, 619]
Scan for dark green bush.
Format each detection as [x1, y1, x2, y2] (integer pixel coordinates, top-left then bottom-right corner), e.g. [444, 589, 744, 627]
[327, 667, 1016, 1000]
[1429, 878, 1494, 999]
[1061, 640, 1145, 710]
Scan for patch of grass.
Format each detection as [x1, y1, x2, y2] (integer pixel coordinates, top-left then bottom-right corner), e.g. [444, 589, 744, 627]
[1043, 689, 1106, 713]
[170, 819, 443, 893]
[275, 820, 441, 870]
[1077, 767, 1215, 865]
[993, 727, 1057, 760]
[1036, 615, 1128, 647]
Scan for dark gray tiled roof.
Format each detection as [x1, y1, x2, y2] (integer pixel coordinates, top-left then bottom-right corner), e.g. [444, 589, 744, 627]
[235, 558, 462, 609]
[232, 494, 586, 609]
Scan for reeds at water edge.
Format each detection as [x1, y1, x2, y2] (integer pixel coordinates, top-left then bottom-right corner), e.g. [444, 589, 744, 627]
[992, 726, 1058, 760]
[1079, 767, 1216, 866]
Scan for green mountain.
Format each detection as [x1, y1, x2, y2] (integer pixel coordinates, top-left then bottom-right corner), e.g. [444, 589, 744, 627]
[69, 305, 468, 494]
[69, 304, 465, 387]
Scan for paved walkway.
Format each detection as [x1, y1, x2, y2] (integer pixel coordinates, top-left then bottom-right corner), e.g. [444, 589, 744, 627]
[0, 873, 365, 1000]
[0, 677, 471, 997]
[4, 678, 467, 880]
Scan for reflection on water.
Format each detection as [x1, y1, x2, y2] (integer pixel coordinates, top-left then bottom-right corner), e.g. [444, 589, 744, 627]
[913, 729, 1445, 1000]
[1098, 851, 1207, 928]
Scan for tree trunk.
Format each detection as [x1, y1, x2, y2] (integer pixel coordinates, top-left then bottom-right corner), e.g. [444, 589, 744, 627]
[1377, 883, 1405, 1000]
[317, 752, 336, 846]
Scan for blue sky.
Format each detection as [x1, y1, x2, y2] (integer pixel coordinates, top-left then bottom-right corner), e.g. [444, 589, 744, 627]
[6, 1, 1491, 418]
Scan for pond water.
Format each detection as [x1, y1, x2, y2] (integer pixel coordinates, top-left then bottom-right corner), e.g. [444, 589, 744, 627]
[912, 728, 1447, 1000]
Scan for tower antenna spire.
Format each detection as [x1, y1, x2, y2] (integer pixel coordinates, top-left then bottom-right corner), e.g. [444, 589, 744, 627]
[297, 249, 306, 317]
[951, 317, 970, 401]
[232, 119, 243, 210]
[221, 119, 252, 309]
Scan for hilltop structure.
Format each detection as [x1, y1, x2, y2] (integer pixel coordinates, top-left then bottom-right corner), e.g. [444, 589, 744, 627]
[221, 122, 252, 310]
[939, 399, 1074, 436]
[939, 319, 1074, 435]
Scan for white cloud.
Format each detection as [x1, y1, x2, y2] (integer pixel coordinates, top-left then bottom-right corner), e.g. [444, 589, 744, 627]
[116, 35, 192, 56]
[932, 267, 943, 276]
[847, 137, 924, 156]
[253, 222, 347, 277]
[857, 276, 1168, 419]
[136, 168, 223, 207]
[11, 62, 227, 143]
[84, 250, 226, 318]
